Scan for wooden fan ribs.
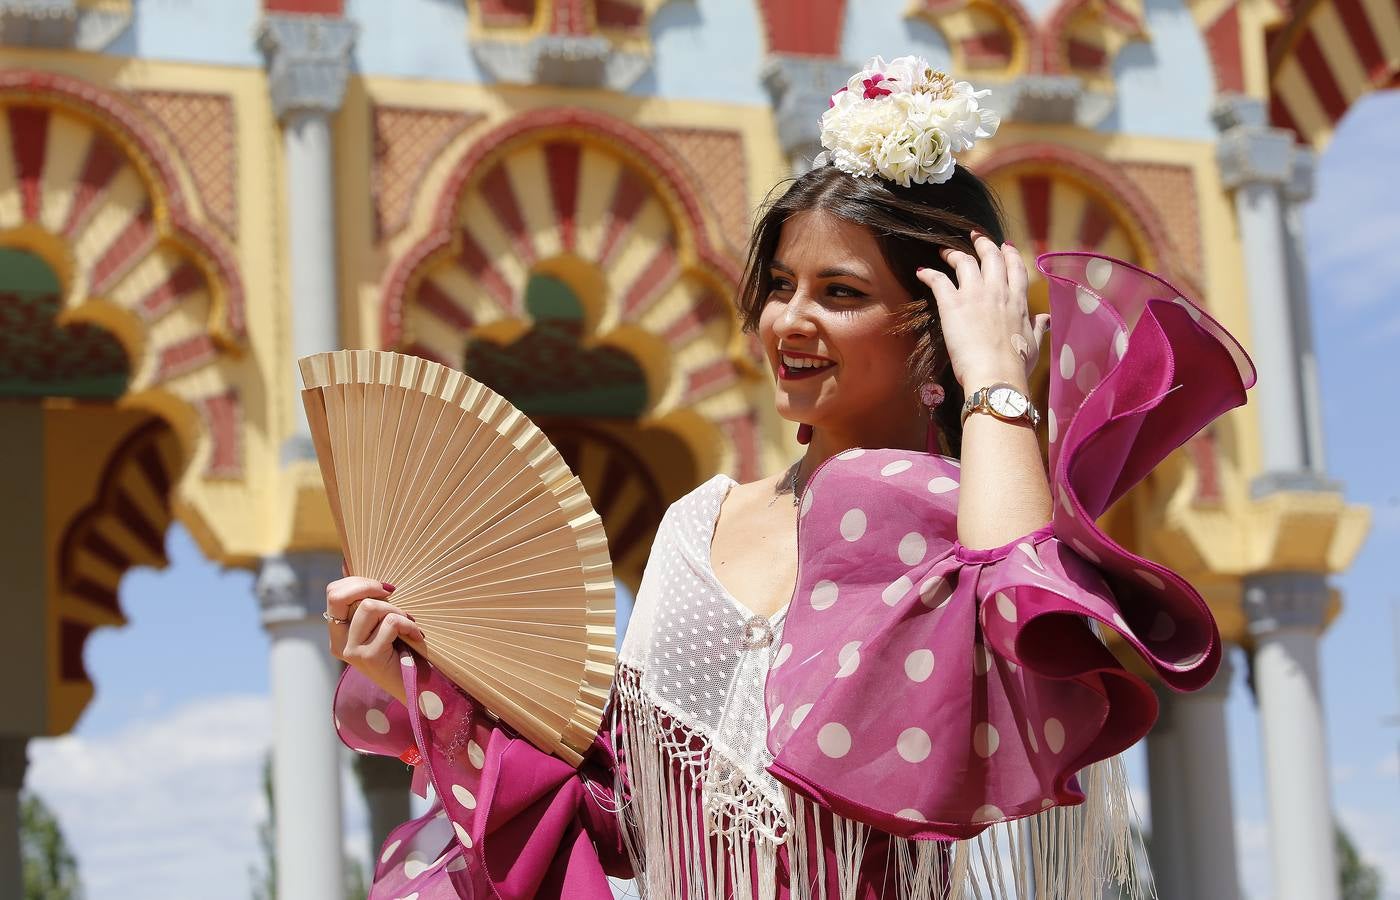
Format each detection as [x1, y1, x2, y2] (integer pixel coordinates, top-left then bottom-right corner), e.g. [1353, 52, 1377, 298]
[299, 349, 617, 767]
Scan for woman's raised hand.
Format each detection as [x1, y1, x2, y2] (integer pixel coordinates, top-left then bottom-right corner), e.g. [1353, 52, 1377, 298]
[325, 575, 423, 705]
[916, 233, 1051, 389]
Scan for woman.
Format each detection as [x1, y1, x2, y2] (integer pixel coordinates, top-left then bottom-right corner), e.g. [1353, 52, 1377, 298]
[326, 58, 1255, 899]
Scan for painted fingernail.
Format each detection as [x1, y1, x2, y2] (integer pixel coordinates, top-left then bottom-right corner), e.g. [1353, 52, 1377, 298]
[1005, 241, 1016, 248]
[917, 266, 930, 274]
[382, 582, 396, 593]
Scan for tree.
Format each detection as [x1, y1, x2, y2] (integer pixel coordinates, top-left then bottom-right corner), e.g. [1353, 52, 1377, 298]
[20, 790, 83, 900]
[1337, 823, 1383, 900]
[250, 753, 368, 899]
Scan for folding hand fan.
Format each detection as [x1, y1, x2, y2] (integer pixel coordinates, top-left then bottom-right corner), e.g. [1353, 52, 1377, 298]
[299, 349, 616, 767]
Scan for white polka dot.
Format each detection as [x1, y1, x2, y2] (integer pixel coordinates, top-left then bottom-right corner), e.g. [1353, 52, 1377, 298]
[769, 703, 785, 728]
[1059, 344, 1076, 380]
[454, 822, 473, 849]
[1070, 538, 1101, 563]
[451, 784, 477, 809]
[898, 532, 927, 565]
[1076, 360, 1100, 394]
[800, 488, 814, 518]
[380, 839, 403, 864]
[1173, 296, 1203, 322]
[995, 592, 1017, 622]
[840, 508, 867, 541]
[896, 808, 924, 820]
[881, 459, 913, 477]
[817, 722, 852, 758]
[1149, 612, 1177, 642]
[400, 654, 416, 667]
[837, 448, 866, 460]
[1113, 329, 1129, 360]
[811, 580, 839, 610]
[791, 704, 813, 729]
[974, 722, 1000, 757]
[773, 642, 793, 668]
[446, 857, 468, 873]
[1041, 798, 1055, 810]
[973, 804, 1005, 823]
[927, 476, 959, 494]
[1086, 257, 1114, 290]
[467, 740, 485, 768]
[974, 643, 994, 676]
[1044, 717, 1065, 753]
[1058, 486, 1076, 518]
[399, 893, 421, 900]
[1076, 286, 1100, 313]
[403, 854, 430, 879]
[882, 575, 913, 606]
[919, 576, 951, 608]
[1017, 542, 1044, 570]
[1135, 568, 1165, 589]
[904, 649, 935, 682]
[836, 641, 862, 678]
[897, 726, 932, 763]
[365, 708, 391, 735]
[418, 691, 444, 720]
[1047, 407, 1058, 443]
[1025, 720, 1040, 753]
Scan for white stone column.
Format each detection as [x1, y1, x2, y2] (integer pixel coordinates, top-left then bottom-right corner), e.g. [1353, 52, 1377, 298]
[0, 737, 27, 900]
[1245, 573, 1338, 900]
[1174, 650, 1243, 900]
[257, 553, 347, 900]
[258, 12, 358, 462]
[1145, 696, 1190, 899]
[760, 55, 857, 173]
[1213, 97, 1309, 479]
[1282, 148, 1328, 473]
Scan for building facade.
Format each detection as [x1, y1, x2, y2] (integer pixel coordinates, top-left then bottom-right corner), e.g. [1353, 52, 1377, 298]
[0, 0, 1391, 897]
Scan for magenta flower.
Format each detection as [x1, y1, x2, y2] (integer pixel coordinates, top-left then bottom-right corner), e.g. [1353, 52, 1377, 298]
[862, 74, 893, 100]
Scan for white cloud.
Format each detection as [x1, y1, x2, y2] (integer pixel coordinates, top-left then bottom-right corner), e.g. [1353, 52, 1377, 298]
[1338, 805, 1400, 900]
[28, 694, 274, 900]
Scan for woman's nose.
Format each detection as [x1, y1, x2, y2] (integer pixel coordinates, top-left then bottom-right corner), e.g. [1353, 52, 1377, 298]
[777, 289, 818, 335]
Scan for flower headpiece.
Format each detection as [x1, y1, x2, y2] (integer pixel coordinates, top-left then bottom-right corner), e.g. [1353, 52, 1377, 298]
[813, 56, 1001, 188]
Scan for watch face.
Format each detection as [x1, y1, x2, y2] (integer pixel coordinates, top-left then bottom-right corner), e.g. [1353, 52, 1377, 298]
[988, 386, 1029, 417]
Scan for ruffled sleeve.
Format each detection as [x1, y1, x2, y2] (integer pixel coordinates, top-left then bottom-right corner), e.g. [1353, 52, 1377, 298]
[763, 252, 1256, 841]
[332, 653, 629, 899]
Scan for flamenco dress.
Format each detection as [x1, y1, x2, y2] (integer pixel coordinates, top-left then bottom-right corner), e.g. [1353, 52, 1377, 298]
[331, 253, 1257, 899]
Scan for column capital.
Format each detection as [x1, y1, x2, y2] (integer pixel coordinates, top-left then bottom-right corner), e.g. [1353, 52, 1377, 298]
[256, 551, 342, 626]
[1243, 572, 1329, 636]
[1216, 123, 1295, 190]
[0, 736, 28, 791]
[761, 54, 859, 165]
[257, 14, 358, 121]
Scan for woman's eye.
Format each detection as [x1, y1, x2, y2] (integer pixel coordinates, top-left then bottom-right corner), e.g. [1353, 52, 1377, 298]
[769, 278, 794, 292]
[828, 284, 865, 299]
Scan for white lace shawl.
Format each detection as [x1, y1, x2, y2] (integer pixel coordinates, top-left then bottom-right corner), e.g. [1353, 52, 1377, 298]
[610, 477, 1146, 900]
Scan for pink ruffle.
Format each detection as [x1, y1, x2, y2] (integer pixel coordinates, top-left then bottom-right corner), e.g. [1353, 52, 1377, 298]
[763, 252, 1256, 840]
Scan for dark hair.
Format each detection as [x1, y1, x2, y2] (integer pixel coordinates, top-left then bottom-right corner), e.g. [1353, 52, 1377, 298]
[737, 163, 1008, 457]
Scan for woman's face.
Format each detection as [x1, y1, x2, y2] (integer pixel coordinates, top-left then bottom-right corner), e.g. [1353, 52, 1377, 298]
[758, 209, 923, 441]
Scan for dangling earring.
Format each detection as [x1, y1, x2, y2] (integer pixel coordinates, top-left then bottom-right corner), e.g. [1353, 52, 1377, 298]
[919, 381, 946, 455]
[796, 423, 813, 445]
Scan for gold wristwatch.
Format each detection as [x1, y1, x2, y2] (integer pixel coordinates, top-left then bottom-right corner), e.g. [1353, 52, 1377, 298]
[960, 382, 1041, 428]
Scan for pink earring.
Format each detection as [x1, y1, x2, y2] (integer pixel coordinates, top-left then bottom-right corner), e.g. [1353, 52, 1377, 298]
[920, 381, 946, 455]
[797, 423, 813, 445]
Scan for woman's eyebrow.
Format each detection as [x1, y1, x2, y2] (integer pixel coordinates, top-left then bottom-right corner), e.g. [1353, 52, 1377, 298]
[770, 261, 872, 284]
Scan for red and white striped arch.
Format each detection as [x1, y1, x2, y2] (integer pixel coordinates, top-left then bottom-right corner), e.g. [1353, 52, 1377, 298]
[382, 107, 763, 480]
[0, 70, 246, 477]
[1267, 0, 1400, 147]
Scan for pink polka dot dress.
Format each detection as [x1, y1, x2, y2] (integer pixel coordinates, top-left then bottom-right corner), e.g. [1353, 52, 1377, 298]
[331, 253, 1256, 900]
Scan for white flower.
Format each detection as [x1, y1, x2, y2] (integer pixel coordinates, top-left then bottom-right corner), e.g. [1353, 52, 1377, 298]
[816, 56, 999, 187]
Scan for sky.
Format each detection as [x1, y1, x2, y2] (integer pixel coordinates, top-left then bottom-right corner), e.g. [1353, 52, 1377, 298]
[26, 92, 1400, 900]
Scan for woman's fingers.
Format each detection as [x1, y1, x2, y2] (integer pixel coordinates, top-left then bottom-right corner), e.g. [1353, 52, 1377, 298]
[939, 247, 982, 292]
[325, 576, 394, 621]
[358, 612, 424, 662]
[970, 233, 1005, 296]
[343, 598, 411, 649]
[1002, 242, 1028, 312]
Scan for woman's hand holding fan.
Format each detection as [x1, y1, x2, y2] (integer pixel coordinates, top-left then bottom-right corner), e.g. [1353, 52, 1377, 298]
[326, 577, 422, 705]
[300, 350, 618, 767]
